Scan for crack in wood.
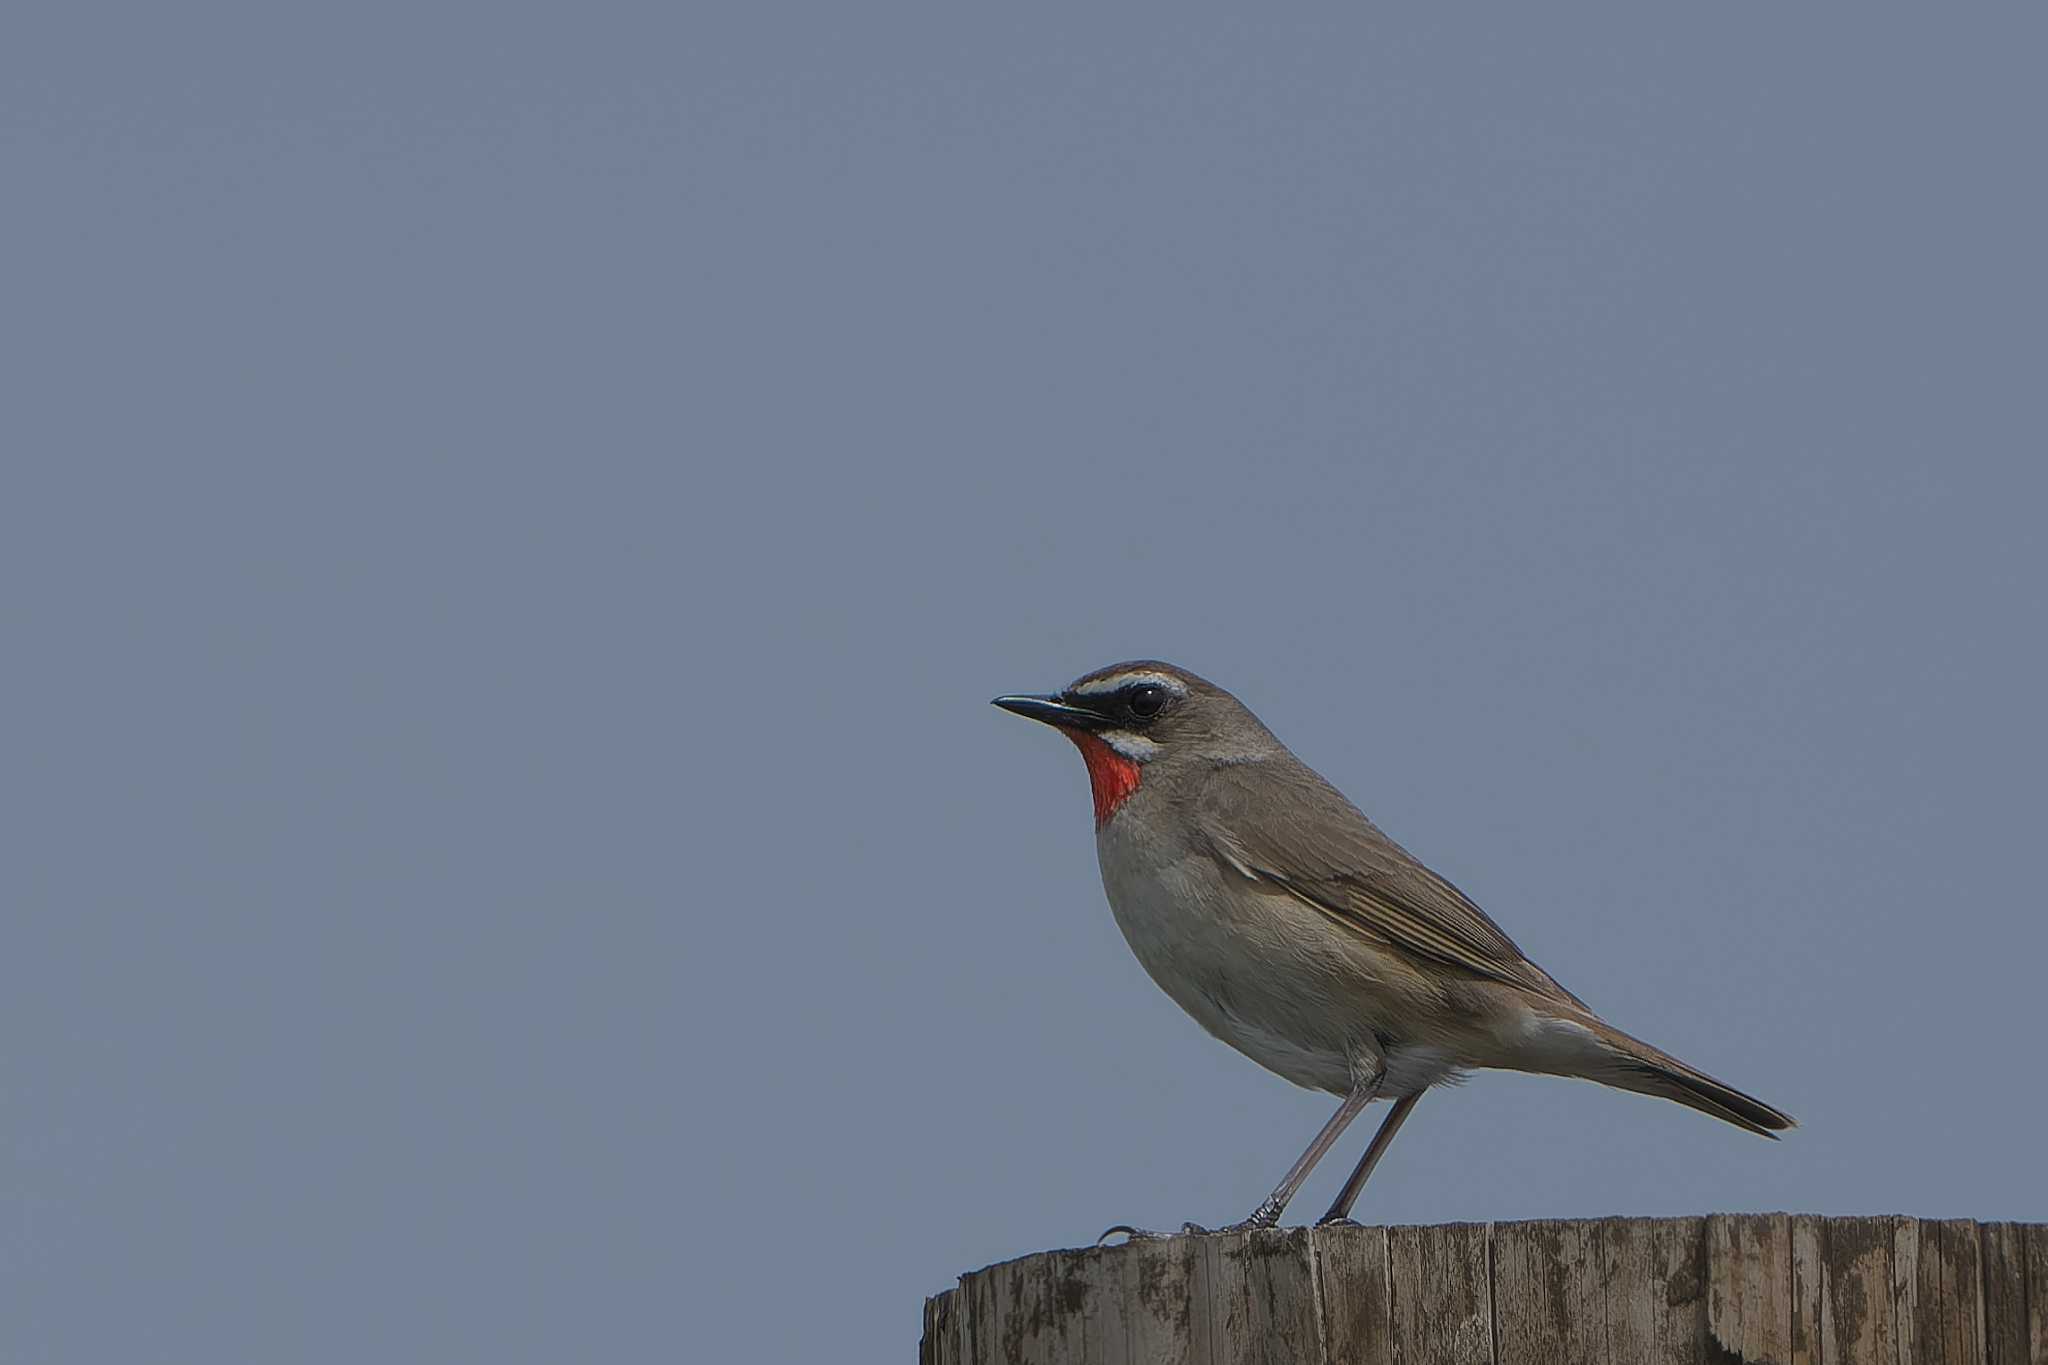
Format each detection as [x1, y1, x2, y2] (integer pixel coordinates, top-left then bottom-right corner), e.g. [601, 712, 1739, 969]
[921, 1216, 2042, 1363]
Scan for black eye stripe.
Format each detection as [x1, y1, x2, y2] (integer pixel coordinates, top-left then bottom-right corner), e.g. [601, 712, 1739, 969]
[1055, 677, 1180, 721]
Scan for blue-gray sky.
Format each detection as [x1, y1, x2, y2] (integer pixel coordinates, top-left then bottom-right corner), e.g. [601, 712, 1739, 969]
[6, 5, 2045, 1361]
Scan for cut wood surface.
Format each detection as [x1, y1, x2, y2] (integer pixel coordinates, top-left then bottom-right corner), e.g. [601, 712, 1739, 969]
[920, 1216, 2045, 1364]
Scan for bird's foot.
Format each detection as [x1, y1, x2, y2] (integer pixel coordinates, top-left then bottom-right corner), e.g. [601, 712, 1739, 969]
[1096, 1211, 1280, 1245]
[1194, 1217, 1283, 1235]
[1314, 1215, 1362, 1229]
[1097, 1224, 1172, 1245]
[1212, 1196, 1285, 1234]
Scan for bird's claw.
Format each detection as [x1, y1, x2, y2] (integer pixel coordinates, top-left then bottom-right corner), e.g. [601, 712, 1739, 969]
[1209, 1217, 1281, 1234]
[1096, 1219, 1262, 1244]
[1097, 1224, 1162, 1245]
[1097, 1219, 1286, 1252]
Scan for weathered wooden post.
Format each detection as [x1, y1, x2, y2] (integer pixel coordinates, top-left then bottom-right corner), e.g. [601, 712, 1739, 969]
[921, 1215, 2045, 1363]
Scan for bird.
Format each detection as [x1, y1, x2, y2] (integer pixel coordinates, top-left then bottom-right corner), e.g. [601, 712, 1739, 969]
[992, 660, 1792, 1232]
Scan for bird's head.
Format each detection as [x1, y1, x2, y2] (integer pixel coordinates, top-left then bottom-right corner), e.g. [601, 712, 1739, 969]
[992, 660, 1276, 826]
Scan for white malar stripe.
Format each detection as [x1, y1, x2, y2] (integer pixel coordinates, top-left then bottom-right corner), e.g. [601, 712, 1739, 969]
[1068, 670, 1187, 698]
[1098, 730, 1161, 761]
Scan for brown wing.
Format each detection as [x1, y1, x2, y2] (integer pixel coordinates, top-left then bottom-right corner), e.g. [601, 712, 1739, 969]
[1195, 758, 1584, 1007]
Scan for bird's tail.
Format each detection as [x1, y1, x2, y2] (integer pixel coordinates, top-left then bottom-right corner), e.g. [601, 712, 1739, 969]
[1570, 1017, 1796, 1138]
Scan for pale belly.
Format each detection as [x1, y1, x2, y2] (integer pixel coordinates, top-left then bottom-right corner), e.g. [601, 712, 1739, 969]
[1093, 832, 1463, 1099]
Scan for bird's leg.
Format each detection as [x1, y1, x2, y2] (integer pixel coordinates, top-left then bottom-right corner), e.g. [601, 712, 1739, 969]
[1184, 1073, 1382, 1235]
[1097, 1073, 1386, 1244]
[1315, 1091, 1422, 1226]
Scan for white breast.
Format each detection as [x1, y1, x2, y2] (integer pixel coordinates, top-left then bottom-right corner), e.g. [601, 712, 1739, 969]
[1093, 817, 1371, 1096]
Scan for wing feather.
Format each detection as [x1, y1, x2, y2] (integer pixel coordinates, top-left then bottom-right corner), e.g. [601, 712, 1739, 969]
[1196, 759, 1582, 1006]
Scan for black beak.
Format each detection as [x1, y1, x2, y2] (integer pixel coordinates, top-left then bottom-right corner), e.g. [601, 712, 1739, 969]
[991, 693, 1107, 729]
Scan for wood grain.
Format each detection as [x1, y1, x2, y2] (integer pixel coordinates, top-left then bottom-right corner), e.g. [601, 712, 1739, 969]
[1493, 1218, 1599, 1364]
[1707, 1212, 1795, 1362]
[1310, 1221, 1391, 1365]
[2026, 1224, 2048, 1365]
[1821, 1215, 1898, 1364]
[1388, 1220, 1492, 1365]
[921, 1216, 2045, 1363]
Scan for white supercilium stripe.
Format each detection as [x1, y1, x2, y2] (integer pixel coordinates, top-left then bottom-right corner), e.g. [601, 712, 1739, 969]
[1067, 671, 1187, 698]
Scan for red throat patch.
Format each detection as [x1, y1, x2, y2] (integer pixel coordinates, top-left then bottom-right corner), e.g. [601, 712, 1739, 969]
[1062, 730, 1142, 827]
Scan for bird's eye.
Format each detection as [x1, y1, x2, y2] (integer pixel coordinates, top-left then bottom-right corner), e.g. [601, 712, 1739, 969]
[1126, 684, 1167, 719]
